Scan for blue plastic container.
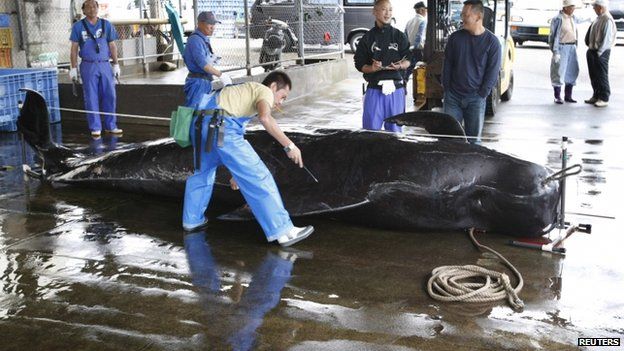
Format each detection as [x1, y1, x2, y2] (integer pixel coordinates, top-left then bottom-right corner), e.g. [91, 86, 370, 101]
[0, 68, 59, 132]
[0, 14, 10, 28]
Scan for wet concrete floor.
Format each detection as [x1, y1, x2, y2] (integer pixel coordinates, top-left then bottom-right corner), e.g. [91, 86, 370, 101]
[1, 46, 623, 350]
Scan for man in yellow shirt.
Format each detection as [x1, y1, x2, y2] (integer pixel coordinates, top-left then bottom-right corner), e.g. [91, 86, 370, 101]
[183, 71, 314, 247]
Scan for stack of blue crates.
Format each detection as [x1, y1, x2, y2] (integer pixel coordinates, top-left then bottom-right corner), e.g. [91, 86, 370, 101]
[0, 68, 60, 132]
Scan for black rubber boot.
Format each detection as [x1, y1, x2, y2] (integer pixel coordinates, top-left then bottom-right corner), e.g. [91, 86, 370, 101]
[554, 86, 563, 104]
[564, 84, 577, 103]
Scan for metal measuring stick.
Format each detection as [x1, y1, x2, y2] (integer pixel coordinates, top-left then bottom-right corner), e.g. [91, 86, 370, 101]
[302, 165, 318, 183]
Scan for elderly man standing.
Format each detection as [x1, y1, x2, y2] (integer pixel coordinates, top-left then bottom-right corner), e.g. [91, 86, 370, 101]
[585, 0, 616, 107]
[442, 0, 501, 144]
[183, 11, 232, 109]
[549, 0, 581, 104]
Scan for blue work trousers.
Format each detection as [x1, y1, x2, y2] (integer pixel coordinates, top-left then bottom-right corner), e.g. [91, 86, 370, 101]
[444, 90, 486, 144]
[182, 115, 294, 241]
[362, 87, 405, 132]
[80, 61, 118, 132]
[550, 44, 579, 86]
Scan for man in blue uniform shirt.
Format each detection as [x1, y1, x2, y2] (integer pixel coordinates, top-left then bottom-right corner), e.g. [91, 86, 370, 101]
[183, 11, 232, 109]
[354, 0, 411, 133]
[442, 0, 501, 144]
[69, 0, 122, 138]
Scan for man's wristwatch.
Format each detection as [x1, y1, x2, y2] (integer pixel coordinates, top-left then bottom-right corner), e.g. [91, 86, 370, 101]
[284, 142, 295, 153]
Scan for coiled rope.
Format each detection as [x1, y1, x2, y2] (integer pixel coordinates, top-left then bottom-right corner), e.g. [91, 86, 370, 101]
[427, 228, 525, 311]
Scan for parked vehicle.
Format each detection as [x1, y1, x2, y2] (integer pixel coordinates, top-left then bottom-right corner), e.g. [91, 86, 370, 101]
[610, 0, 624, 40]
[259, 18, 299, 71]
[249, 0, 341, 45]
[343, 0, 375, 52]
[509, 0, 560, 45]
[250, 0, 415, 52]
[343, 0, 418, 52]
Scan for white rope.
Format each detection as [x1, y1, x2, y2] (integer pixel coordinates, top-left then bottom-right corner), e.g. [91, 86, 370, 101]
[51, 106, 599, 144]
[52, 107, 170, 121]
[427, 228, 525, 311]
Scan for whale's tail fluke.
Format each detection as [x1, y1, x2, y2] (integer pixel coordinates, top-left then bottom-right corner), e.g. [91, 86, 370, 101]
[17, 89, 54, 151]
[17, 89, 78, 179]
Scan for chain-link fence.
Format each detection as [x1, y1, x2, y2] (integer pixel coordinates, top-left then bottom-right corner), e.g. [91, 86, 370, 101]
[4, 0, 343, 76]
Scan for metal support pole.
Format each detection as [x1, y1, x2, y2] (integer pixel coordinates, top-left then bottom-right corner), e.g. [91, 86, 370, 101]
[339, 2, 345, 59]
[139, 0, 148, 74]
[297, 0, 305, 65]
[244, 0, 252, 76]
[14, 0, 27, 54]
[558, 136, 568, 229]
[193, 0, 199, 25]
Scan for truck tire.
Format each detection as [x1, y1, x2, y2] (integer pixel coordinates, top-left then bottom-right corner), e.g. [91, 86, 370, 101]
[501, 71, 513, 102]
[349, 32, 364, 53]
[486, 85, 499, 116]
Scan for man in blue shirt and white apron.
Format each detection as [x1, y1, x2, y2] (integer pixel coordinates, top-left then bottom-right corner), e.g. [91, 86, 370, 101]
[69, 0, 122, 138]
[183, 11, 233, 109]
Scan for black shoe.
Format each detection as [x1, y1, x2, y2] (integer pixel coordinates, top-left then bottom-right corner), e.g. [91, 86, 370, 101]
[564, 98, 577, 103]
[584, 97, 597, 104]
[554, 98, 563, 104]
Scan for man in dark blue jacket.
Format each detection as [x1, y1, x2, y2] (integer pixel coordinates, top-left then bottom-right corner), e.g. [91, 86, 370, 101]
[354, 0, 411, 133]
[442, 0, 501, 144]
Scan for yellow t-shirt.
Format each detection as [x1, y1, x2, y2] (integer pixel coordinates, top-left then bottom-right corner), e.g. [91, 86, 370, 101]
[217, 82, 274, 117]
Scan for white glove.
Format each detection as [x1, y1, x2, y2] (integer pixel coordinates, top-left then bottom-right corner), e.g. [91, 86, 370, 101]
[113, 64, 121, 78]
[553, 54, 560, 64]
[69, 67, 78, 81]
[220, 73, 233, 86]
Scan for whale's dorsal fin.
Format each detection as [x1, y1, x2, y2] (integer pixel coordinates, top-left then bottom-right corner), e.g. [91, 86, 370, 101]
[386, 111, 467, 142]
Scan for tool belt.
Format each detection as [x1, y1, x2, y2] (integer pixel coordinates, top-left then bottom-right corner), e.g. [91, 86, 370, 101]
[193, 109, 224, 170]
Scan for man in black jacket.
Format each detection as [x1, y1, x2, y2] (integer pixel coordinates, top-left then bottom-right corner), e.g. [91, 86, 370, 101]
[354, 0, 411, 132]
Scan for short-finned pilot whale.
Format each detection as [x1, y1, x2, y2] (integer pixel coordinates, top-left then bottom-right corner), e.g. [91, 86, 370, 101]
[17, 89, 561, 237]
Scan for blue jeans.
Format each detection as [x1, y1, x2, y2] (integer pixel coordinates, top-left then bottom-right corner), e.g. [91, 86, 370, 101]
[443, 90, 486, 144]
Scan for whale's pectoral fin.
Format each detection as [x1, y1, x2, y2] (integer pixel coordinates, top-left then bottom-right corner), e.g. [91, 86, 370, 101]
[385, 111, 467, 142]
[217, 193, 370, 221]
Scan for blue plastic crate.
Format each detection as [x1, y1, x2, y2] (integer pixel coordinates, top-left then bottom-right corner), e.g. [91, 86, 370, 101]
[0, 14, 9, 28]
[0, 68, 59, 132]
